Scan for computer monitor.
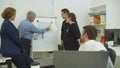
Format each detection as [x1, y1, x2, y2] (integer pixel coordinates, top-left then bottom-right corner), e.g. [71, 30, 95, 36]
[53, 51, 108, 68]
[105, 29, 120, 46]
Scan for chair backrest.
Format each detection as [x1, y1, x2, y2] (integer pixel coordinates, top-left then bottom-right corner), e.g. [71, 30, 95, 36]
[53, 51, 108, 68]
[107, 48, 116, 65]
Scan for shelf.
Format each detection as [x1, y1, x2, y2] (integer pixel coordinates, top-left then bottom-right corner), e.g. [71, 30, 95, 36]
[91, 23, 106, 26]
[89, 4, 106, 42]
[89, 11, 106, 16]
[90, 4, 106, 10]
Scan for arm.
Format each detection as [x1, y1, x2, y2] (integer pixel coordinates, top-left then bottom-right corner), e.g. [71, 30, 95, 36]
[61, 21, 64, 40]
[72, 24, 81, 40]
[29, 23, 48, 34]
[77, 39, 81, 46]
[61, 22, 64, 45]
[72, 23, 81, 45]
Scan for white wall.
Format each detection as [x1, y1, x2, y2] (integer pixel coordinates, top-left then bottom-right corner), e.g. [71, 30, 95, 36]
[54, 0, 91, 44]
[91, 0, 106, 7]
[0, 0, 54, 27]
[0, 0, 92, 44]
[106, 0, 120, 29]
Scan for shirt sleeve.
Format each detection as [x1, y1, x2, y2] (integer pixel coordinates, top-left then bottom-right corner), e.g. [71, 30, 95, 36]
[61, 20, 66, 40]
[29, 23, 47, 34]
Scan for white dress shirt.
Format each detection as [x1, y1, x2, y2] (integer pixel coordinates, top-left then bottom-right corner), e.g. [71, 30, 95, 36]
[79, 40, 107, 51]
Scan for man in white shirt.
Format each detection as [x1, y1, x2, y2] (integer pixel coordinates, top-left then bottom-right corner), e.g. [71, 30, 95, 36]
[79, 25, 114, 68]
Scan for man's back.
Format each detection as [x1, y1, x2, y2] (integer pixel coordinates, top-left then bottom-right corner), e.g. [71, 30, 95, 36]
[79, 40, 107, 51]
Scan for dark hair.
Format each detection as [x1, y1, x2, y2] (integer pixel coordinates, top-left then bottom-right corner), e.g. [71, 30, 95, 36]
[68, 13, 76, 22]
[83, 25, 97, 40]
[61, 8, 69, 15]
[1, 7, 16, 19]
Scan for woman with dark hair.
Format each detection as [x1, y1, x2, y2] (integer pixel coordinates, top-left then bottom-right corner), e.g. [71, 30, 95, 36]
[64, 13, 81, 50]
[1, 7, 33, 68]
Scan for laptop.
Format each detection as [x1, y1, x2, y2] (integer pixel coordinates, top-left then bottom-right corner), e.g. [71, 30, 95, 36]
[53, 51, 108, 68]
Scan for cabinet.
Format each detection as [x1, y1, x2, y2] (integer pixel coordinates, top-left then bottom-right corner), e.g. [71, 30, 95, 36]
[89, 4, 106, 42]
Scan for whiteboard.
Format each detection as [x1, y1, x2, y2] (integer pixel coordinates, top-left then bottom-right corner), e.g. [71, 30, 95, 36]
[32, 17, 58, 52]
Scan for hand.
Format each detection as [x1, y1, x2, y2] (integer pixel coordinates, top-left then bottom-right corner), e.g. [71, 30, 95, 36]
[61, 40, 64, 45]
[21, 48, 26, 53]
[46, 26, 50, 31]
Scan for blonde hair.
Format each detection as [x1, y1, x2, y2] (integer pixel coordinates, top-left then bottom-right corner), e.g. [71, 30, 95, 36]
[1, 7, 16, 19]
[27, 11, 36, 19]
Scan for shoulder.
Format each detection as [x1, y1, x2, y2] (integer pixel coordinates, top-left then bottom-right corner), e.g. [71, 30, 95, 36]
[20, 19, 32, 26]
[94, 41, 107, 51]
[2, 20, 12, 26]
[20, 19, 28, 24]
[89, 40, 103, 46]
[70, 22, 77, 26]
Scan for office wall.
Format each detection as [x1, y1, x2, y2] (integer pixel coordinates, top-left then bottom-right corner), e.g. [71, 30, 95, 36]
[106, 0, 120, 29]
[54, 0, 91, 44]
[0, 0, 54, 27]
[0, 0, 93, 44]
[91, 0, 106, 7]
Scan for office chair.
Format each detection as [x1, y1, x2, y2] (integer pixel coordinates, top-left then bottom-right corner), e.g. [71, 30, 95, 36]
[107, 48, 116, 65]
[104, 42, 116, 65]
[0, 54, 12, 68]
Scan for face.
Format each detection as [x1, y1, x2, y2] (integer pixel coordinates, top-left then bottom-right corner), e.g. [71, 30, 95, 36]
[81, 29, 87, 43]
[29, 16, 35, 22]
[10, 13, 16, 21]
[61, 12, 67, 19]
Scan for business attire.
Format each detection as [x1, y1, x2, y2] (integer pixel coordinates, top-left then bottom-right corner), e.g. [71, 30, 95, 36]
[18, 19, 47, 56]
[79, 40, 114, 68]
[63, 22, 80, 50]
[0, 19, 33, 68]
[61, 20, 69, 41]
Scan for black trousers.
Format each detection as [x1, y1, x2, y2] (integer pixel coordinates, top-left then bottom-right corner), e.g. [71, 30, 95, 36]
[2, 53, 33, 68]
[20, 38, 31, 56]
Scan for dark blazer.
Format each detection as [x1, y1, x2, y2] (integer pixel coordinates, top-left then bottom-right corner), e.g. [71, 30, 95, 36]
[61, 20, 69, 40]
[0, 20, 24, 54]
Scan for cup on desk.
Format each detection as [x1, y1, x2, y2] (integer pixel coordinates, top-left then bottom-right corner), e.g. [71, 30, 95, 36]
[107, 41, 114, 47]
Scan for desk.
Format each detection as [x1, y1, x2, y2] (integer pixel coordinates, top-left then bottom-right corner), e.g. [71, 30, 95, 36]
[109, 47, 120, 68]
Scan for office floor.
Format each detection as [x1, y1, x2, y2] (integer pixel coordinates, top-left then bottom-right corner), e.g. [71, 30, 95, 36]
[114, 56, 120, 68]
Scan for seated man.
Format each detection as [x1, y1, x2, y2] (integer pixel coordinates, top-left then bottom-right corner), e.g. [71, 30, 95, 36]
[79, 25, 114, 68]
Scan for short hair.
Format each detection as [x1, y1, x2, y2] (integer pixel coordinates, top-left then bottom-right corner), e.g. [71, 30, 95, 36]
[1, 7, 16, 19]
[27, 11, 36, 19]
[83, 25, 97, 40]
[61, 8, 69, 15]
[68, 13, 76, 22]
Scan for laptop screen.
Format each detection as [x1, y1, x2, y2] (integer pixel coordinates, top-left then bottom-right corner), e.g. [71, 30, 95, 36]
[53, 51, 108, 68]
